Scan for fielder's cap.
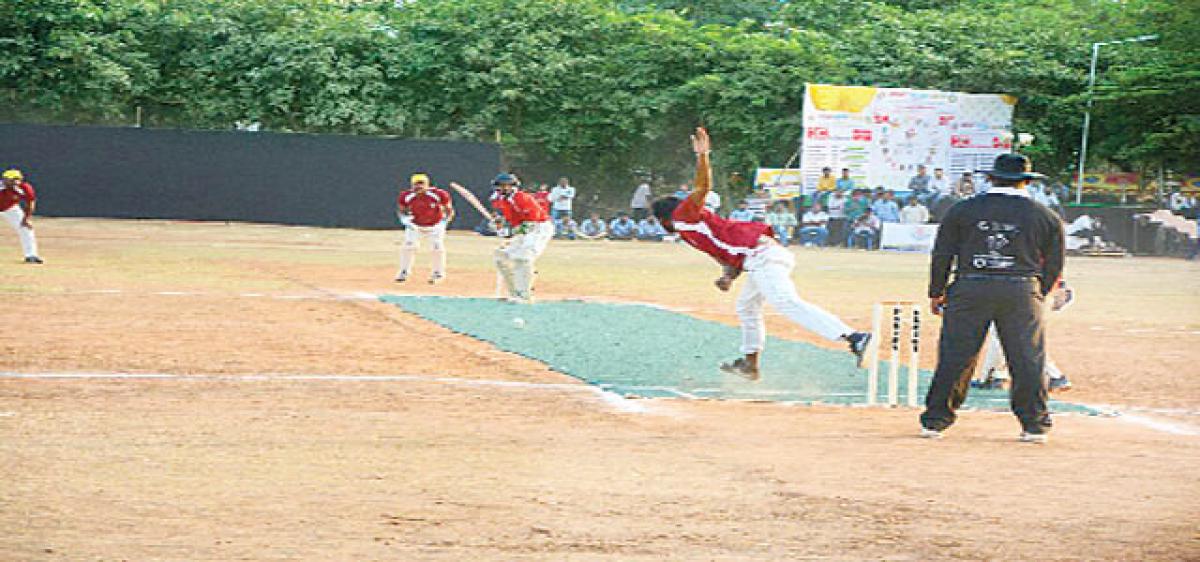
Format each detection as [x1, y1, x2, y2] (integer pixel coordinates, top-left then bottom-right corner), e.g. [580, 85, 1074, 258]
[410, 173, 430, 185]
[2, 169, 22, 180]
[985, 153, 1047, 181]
[492, 172, 519, 186]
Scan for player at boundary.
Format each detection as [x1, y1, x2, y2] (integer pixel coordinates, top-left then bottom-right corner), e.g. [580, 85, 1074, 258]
[651, 127, 871, 380]
[1, 169, 42, 264]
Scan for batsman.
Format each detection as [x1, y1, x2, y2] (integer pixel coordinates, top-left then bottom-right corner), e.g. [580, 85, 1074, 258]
[652, 127, 871, 379]
[452, 173, 553, 304]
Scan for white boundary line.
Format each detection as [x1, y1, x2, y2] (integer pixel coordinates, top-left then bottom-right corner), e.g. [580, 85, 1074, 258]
[6, 371, 1200, 435]
[1112, 413, 1200, 436]
[30, 289, 383, 302]
[0, 371, 651, 415]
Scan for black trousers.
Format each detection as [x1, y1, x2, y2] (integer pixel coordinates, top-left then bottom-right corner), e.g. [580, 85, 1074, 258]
[920, 277, 1051, 432]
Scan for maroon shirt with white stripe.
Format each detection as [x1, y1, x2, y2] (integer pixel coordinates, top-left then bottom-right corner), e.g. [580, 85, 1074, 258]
[398, 188, 451, 227]
[672, 195, 774, 270]
[0, 181, 36, 212]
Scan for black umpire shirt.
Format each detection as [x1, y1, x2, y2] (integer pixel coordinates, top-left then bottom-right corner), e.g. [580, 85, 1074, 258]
[928, 187, 1065, 297]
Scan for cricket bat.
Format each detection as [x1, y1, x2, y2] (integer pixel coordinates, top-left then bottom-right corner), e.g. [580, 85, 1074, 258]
[448, 182, 496, 223]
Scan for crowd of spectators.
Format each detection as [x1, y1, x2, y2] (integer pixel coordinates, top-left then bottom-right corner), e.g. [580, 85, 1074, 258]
[489, 169, 1077, 249]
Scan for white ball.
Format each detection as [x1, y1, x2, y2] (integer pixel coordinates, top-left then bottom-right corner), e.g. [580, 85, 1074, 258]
[512, 317, 526, 329]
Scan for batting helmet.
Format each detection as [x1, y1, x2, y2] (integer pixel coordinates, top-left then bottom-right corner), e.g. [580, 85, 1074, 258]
[492, 173, 519, 187]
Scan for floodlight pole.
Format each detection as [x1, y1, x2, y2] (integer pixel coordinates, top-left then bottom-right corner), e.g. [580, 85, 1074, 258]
[1074, 34, 1158, 205]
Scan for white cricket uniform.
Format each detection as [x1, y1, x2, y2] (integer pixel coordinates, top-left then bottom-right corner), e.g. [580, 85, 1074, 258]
[398, 221, 447, 277]
[671, 195, 852, 354]
[736, 241, 853, 353]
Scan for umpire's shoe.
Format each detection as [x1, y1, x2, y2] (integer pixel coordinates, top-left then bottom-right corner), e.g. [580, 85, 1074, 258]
[1019, 415, 1053, 444]
[1048, 376, 1072, 393]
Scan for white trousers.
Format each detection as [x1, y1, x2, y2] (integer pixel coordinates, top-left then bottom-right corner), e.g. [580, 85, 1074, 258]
[979, 326, 1064, 381]
[736, 243, 853, 354]
[1, 206, 38, 258]
[494, 221, 554, 299]
[398, 222, 447, 277]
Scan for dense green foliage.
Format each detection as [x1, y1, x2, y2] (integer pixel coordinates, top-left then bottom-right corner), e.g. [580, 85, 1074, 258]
[1, 0, 1195, 199]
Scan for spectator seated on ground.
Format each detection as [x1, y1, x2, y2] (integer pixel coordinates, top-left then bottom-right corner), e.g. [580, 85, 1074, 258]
[556, 216, 580, 240]
[799, 203, 830, 247]
[766, 202, 798, 246]
[636, 216, 668, 241]
[579, 213, 607, 240]
[899, 197, 930, 224]
[728, 201, 755, 221]
[609, 213, 636, 240]
[845, 189, 871, 224]
[871, 190, 901, 223]
[848, 208, 881, 250]
[745, 188, 771, 222]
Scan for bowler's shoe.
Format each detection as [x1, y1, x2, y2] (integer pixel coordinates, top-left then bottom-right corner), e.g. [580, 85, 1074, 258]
[719, 357, 759, 381]
[846, 332, 871, 368]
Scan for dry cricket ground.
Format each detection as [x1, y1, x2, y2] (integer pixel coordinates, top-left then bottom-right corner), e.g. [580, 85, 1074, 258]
[2, 218, 1198, 560]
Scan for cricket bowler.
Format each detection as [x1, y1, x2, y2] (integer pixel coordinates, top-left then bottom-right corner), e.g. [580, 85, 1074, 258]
[652, 127, 871, 380]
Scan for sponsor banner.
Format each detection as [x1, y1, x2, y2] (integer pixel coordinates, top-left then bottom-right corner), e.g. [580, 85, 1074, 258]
[880, 223, 940, 253]
[754, 168, 805, 200]
[1073, 172, 1141, 191]
[802, 84, 1014, 193]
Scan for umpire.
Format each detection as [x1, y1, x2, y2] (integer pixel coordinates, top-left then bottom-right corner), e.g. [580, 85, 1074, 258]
[920, 153, 1065, 443]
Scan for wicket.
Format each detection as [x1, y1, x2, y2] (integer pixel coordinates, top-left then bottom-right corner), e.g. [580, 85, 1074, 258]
[865, 301, 922, 407]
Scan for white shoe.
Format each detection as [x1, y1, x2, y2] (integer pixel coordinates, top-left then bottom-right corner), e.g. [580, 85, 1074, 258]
[919, 428, 944, 440]
[394, 272, 408, 283]
[428, 272, 445, 285]
[1019, 432, 1048, 444]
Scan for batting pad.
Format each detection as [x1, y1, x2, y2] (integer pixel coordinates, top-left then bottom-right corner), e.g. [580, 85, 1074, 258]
[380, 295, 1101, 414]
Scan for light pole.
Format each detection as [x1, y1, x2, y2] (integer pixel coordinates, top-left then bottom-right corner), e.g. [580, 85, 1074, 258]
[1074, 34, 1158, 205]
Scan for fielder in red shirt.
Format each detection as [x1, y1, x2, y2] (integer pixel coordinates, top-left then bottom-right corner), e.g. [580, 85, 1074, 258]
[652, 128, 870, 379]
[395, 173, 454, 284]
[532, 184, 552, 215]
[472, 173, 553, 303]
[1, 169, 42, 264]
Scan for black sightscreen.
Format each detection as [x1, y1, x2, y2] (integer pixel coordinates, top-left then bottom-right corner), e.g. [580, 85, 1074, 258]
[0, 123, 500, 230]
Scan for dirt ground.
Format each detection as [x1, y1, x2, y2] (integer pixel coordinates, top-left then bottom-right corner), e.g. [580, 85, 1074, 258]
[2, 218, 1198, 561]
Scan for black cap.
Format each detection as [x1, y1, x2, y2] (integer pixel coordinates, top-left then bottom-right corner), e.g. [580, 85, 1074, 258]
[985, 154, 1047, 181]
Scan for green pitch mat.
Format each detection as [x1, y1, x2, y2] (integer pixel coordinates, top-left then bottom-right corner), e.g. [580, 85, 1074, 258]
[381, 295, 1101, 414]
